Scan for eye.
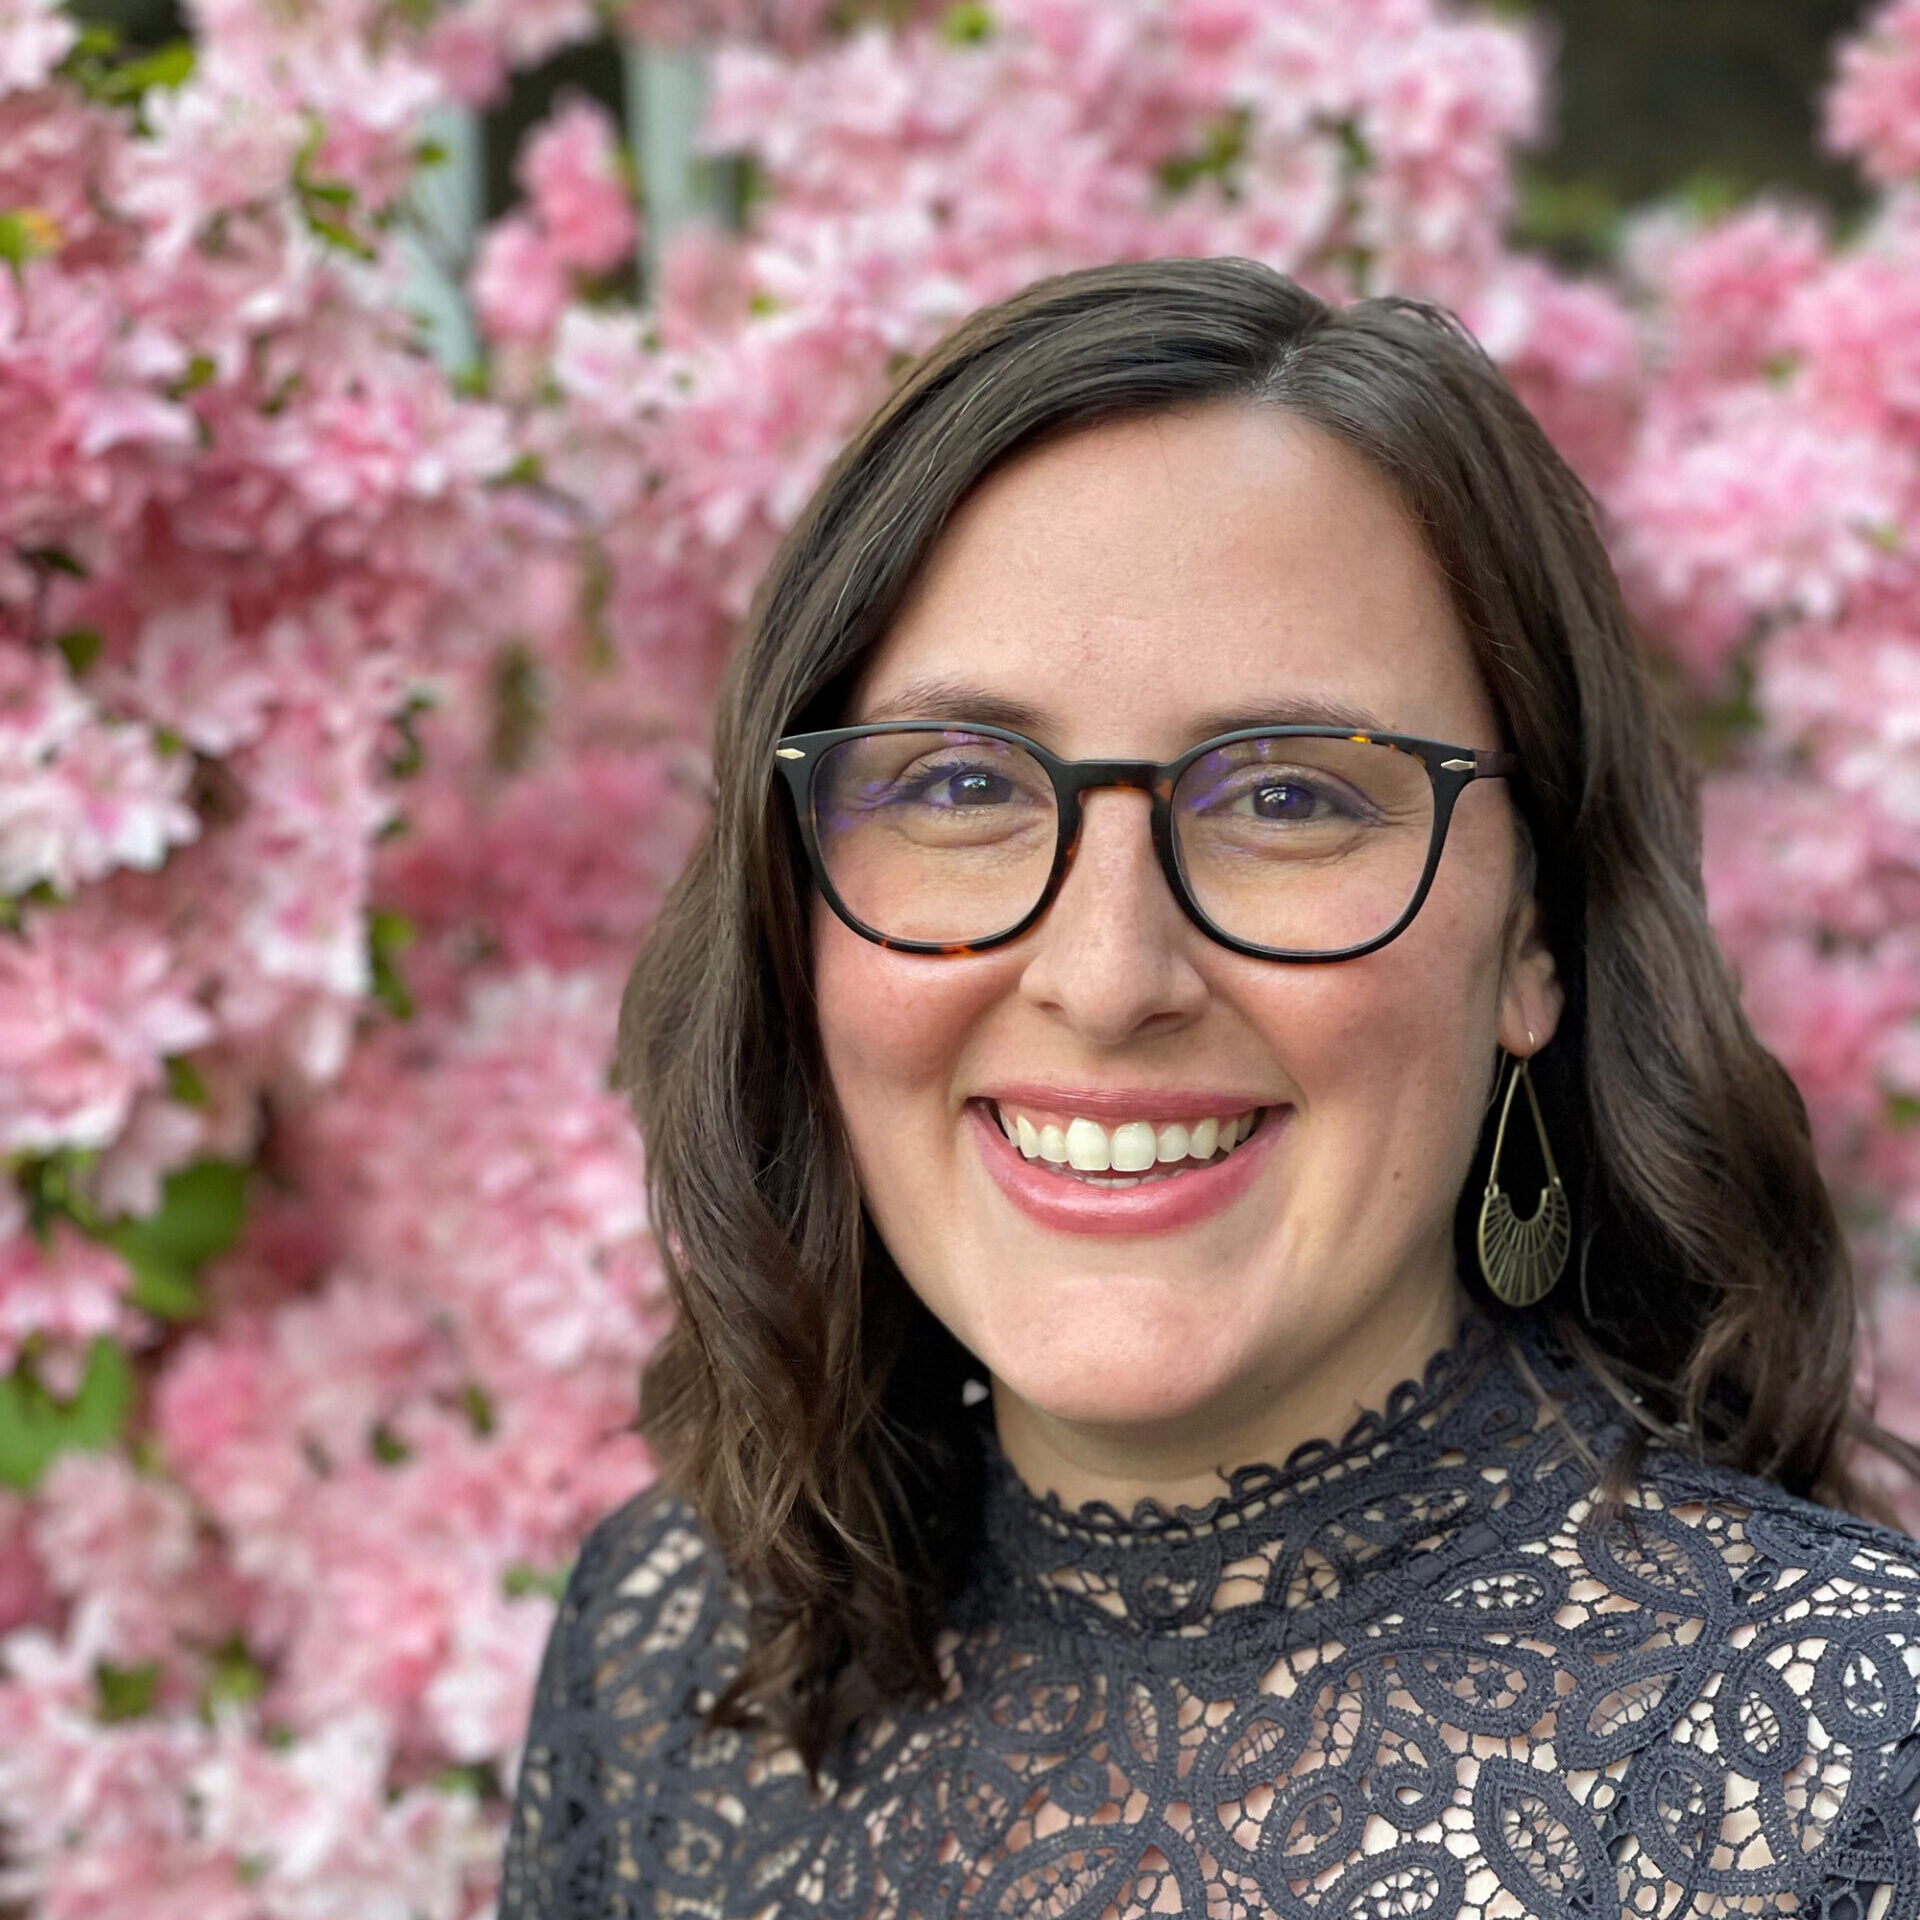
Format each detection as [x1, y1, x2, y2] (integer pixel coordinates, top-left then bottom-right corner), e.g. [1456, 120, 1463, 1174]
[1247, 781, 1322, 821]
[934, 766, 1016, 807]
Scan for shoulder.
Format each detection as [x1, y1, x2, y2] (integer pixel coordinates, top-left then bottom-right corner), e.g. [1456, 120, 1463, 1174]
[547, 1479, 749, 1723]
[1586, 1446, 1920, 1908]
[497, 1483, 750, 1919]
[1633, 1442, 1920, 1611]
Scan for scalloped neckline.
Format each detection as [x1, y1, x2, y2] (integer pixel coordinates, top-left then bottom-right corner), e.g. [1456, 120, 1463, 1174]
[984, 1301, 1504, 1542]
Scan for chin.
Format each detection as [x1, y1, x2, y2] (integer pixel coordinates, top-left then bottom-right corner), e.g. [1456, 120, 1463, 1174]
[982, 1298, 1251, 1433]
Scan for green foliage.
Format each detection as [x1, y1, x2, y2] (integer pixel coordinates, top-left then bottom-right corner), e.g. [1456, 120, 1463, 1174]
[941, 3, 994, 44]
[0, 1338, 134, 1490]
[96, 1657, 161, 1722]
[489, 643, 547, 772]
[200, 1637, 267, 1719]
[1684, 651, 1763, 772]
[293, 119, 379, 261]
[1511, 168, 1623, 265]
[1159, 109, 1250, 195]
[503, 1560, 571, 1602]
[368, 907, 417, 1020]
[164, 1055, 210, 1108]
[381, 688, 438, 781]
[104, 1159, 249, 1323]
[60, 26, 196, 113]
[0, 208, 60, 279]
[56, 628, 104, 677]
[461, 1378, 496, 1436]
[168, 352, 219, 400]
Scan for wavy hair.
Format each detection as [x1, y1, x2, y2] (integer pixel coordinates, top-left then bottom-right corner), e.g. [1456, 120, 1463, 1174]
[615, 256, 1916, 1772]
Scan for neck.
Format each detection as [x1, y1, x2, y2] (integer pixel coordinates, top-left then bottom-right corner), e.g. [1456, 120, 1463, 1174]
[990, 1267, 1473, 1516]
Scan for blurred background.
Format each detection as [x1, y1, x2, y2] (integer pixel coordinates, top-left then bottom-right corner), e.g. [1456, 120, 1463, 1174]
[70, 0, 1878, 268]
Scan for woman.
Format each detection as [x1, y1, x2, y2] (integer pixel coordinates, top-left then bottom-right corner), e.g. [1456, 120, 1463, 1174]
[498, 258, 1920, 1919]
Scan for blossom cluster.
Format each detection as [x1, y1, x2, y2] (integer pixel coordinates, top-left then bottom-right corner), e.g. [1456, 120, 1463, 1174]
[1602, 12, 1920, 1338]
[1, 0, 1919, 1911]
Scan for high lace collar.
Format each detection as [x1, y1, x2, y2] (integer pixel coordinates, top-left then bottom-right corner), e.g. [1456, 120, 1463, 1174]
[966, 1304, 1622, 1654]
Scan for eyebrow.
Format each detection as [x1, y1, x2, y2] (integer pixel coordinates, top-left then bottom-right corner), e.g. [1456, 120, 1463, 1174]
[856, 674, 1392, 741]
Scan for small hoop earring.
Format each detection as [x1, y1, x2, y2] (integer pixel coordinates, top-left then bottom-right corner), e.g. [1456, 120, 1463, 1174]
[1476, 1052, 1569, 1308]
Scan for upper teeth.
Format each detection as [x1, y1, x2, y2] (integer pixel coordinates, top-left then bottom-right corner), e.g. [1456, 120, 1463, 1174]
[995, 1105, 1263, 1171]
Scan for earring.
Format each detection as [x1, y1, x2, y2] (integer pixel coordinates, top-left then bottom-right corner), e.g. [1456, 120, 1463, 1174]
[1476, 1051, 1569, 1308]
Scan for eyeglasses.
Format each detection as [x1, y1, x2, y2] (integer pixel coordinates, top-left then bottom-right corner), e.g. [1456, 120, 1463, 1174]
[773, 721, 1517, 962]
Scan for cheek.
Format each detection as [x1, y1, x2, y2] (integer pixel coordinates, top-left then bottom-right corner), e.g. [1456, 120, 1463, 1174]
[1243, 885, 1505, 1152]
[812, 903, 1004, 1145]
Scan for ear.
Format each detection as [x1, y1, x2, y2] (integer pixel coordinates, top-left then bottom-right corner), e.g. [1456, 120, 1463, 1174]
[1497, 891, 1563, 1057]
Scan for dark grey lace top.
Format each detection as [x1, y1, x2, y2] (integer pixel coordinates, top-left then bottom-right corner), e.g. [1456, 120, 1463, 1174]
[498, 1308, 1920, 1918]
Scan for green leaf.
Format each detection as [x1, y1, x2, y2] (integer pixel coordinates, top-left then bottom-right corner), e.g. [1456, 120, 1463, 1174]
[95, 40, 195, 103]
[104, 1159, 248, 1324]
[461, 1379, 495, 1437]
[368, 908, 416, 1021]
[488, 451, 544, 489]
[940, 2, 993, 41]
[1158, 108, 1251, 195]
[1889, 1093, 1920, 1131]
[19, 1146, 105, 1234]
[168, 352, 218, 400]
[201, 1636, 267, 1718]
[0, 209, 60, 275]
[369, 1422, 410, 1466]
[304, 213, 377, 262]
[382, 691, 434, 781]
[0, 1339, 134, 1490]
[164, 1055, 209, 1108]
[503, 1561, 570, 1602]
[56, 629, 103, 677]
[96, 1658, 161, 1722]
[65, 23, 122, 59]
[22, 545, 87, 579]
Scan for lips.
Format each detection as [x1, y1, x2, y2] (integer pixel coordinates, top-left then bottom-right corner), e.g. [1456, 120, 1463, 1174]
[967, 1096, 1289, 1236]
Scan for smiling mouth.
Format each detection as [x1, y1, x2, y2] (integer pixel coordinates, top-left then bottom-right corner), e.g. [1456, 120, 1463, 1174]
[980, 1100, 1273, 1188]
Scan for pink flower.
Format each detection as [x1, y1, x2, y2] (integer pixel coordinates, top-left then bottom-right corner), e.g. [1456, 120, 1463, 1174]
[0, 1218, 131, 1376]
[470, 214, 571, 346]
[32, 1452, 246, 1667]
[1607, 387, 1917, 681]
[0, 899, 212, 1156]
[0, 1489, 53, 1637]
[1625, 202, 1829, 398]
[0, 647, 199, 898]
[0, 0, 77, 96]
[1782, 236, 1920, 435]
[1827, 0, 1920, 184]
[518, 94, 639, 277]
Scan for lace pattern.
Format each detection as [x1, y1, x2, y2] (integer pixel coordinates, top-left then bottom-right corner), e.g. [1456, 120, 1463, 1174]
[498, 1310, 1920, 1918]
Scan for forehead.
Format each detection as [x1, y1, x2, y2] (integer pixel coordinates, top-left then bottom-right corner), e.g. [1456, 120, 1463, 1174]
[851, 403, 1495, 754]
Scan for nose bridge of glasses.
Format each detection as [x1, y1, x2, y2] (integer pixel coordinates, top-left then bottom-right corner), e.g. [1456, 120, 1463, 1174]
[1057, 759, 1172, 802]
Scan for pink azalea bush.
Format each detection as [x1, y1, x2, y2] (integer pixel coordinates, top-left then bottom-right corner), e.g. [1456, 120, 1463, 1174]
[0, 0, 1917, 1908]
[1604, 1, 1920, 1393]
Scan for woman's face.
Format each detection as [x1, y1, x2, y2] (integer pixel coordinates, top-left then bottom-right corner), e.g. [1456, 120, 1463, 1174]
[813, 404, 1562, 1489]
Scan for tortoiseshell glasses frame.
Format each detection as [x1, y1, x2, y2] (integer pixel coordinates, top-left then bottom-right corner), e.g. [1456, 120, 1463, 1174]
[772, 720, 1519, 963]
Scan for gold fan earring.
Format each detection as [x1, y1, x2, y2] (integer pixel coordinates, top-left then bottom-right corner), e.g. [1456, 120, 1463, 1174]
[1476, 1047, 1570, 1308]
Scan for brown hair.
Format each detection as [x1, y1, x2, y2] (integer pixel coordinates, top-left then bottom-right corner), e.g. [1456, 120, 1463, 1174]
[616, 256, 1916, 1772]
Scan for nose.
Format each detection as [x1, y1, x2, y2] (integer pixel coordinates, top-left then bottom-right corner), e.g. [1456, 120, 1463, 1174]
[1014, 787, 1209, 1043]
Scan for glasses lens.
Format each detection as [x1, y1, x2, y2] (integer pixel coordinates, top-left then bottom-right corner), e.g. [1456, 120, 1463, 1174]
[811, 729, 1056, 944]
[1173, 735, 1435, 954]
